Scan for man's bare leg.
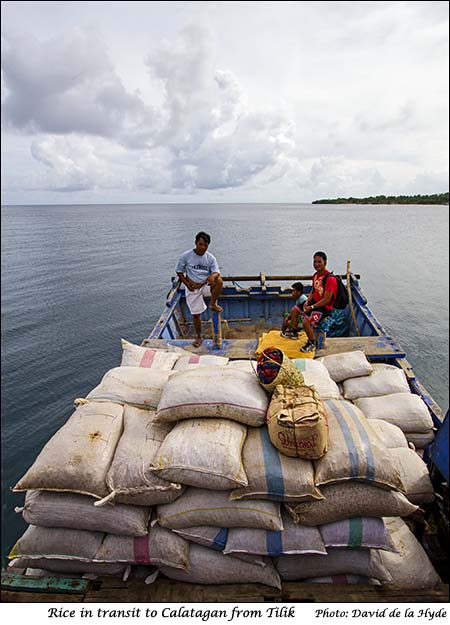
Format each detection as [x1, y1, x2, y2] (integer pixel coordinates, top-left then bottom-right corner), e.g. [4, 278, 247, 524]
[192, 314, 202, 347]
[209, 276, 224, 312]
[301, 317, 315, 342]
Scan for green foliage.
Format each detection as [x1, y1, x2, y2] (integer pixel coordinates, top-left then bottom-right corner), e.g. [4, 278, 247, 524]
[312, 192, 449, 205]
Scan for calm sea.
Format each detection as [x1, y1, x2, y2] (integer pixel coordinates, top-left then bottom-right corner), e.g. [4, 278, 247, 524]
[1, 202, 449, 565]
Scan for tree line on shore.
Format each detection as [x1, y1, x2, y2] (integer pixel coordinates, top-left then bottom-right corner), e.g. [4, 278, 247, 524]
[312, 192, 449, 205]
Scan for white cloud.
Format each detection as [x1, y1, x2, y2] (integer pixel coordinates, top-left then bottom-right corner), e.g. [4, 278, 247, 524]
[1, 1, 448, 203]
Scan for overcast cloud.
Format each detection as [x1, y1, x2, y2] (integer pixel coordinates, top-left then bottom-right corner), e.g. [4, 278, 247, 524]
[1, 1, 448, 204]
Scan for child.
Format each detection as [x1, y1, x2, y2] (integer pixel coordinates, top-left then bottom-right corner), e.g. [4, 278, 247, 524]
[281, 282, 307, 339]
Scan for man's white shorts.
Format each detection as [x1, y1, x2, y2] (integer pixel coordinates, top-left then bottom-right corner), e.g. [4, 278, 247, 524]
[185, 284, 211, 315]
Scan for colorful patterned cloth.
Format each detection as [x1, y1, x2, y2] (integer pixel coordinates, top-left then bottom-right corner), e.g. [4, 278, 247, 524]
[317, 308, 349, 337]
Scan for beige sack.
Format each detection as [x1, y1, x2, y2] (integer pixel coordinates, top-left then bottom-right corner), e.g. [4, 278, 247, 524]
[319, 350, 373, 383]
[343, 366, 410, 400]
[366, 419, 409, 448]
[19, 490, 150, 536]
[150, 418, 248, 490]
[155, 367, 269, 427]
[85, 367, 172, 409]
[230, 425, 323, 502]
[293, 358, 341, 399]
[159, 543, 281, 588]
[120, 339, 180, 369]
[285, 482, 418, 526]
[13, 401, 123, 499]
[354, 393, 433, 433]
[404, 430, 435, 449]
[173, 354, 229, 370]
[104, 405, 183, 506]
[380, 517, 441, 588]
[8, 525, 105, 562]
[155, 488, 283, 530]
[8, 557, 126, 576]
[394, 447, 435, 505]
[94, 525, 189, 570]
[314, 400, 404, 491]
[275, 548, 392, 582]
[267, 385, 328, 459]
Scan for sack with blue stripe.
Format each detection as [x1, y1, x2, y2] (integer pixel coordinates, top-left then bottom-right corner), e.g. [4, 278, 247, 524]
[314, 399, 404, 492]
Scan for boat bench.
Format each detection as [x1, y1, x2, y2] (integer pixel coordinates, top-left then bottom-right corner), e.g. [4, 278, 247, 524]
[315, 335, 405, 360]
[143, 335, 405, 361]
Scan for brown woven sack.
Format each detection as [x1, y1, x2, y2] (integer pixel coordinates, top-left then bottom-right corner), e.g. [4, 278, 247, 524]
[267, 385, 328, 459]
[256, 348, 304, 393]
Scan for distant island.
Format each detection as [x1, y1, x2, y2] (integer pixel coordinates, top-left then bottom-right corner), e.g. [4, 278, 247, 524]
[312, 192, 449, 205]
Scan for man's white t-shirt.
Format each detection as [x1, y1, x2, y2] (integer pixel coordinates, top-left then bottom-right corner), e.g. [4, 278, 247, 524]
[176, 249, 219, 283]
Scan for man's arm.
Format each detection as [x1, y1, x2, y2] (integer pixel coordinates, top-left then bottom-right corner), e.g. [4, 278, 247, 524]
[304, 279, 335, 312]
[177, 271, 206, 291]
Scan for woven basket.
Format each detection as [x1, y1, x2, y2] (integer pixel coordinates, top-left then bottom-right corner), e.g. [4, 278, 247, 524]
[254, 348, 304, 393]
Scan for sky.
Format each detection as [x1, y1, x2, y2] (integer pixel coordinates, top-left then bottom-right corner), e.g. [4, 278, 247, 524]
[1, 0, 449, 205]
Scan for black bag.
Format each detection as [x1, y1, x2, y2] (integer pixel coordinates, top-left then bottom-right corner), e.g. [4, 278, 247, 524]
[322, 272, 349, 309]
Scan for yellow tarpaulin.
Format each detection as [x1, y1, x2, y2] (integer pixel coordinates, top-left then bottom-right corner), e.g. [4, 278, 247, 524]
[256, 330, 315, 359]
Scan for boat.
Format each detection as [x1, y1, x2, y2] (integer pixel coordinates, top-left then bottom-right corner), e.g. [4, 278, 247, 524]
[2, 270, 448, 603]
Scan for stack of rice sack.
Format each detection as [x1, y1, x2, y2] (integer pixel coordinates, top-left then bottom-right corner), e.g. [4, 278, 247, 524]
[9, 341, 192, 577]
[8, 341, 440, 590]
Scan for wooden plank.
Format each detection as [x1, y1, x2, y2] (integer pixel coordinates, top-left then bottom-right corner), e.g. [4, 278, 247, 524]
[1, 589, 84, 602]
[145, 338, 258, 359]
[315, 335, 405, 359]
[3, 579, 448, 603]
[1, 571, 89, 594]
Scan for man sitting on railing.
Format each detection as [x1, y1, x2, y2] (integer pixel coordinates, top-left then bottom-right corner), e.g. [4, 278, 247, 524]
[176, 231, 223, 348]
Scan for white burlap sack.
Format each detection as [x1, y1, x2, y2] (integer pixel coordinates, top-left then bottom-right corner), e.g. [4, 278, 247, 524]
[120, 339, 181, 370]
[293, 358, 341, 399]
[155, 488, 283, 530]
[343, 365, 410, 400]
[159, 543, 281, 588]
[285, 482, 418, 526]
[155, 367, 269, 426]
[85, 367, 172, 409]
[224, 511, 326, 557]
[354, 393, 433, 433]
[8, 557, 126, 576]
[275, 548, 392, 582]
[18, 490, 150, 536]
[319, 517, 397, 552]
[366, 419, 408, 448]
[173, 526, 229, 551]
[319, 351, 373, 383]
[9, 525, 105, 562]
[150, 418, 248, 490]
[380, 517, 441, 588]
[394, 448, 435, 505]
[104, 405, 183, 506]
[227, 360, 258, 374]
[230, 425, 323, 502]
[404, 430, 435, 449]
[314, 400, 404, 491]
[13, 401, 123, 498]
[172, 527, 266, 567]
[303, 575, 380, 585]
[94, 526, 189, 570]
[173, 354, 229, 370]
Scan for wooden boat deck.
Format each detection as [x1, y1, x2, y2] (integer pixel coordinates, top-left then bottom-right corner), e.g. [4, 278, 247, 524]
[1, 574, 449, 603]
[143, 335, 405, 360]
